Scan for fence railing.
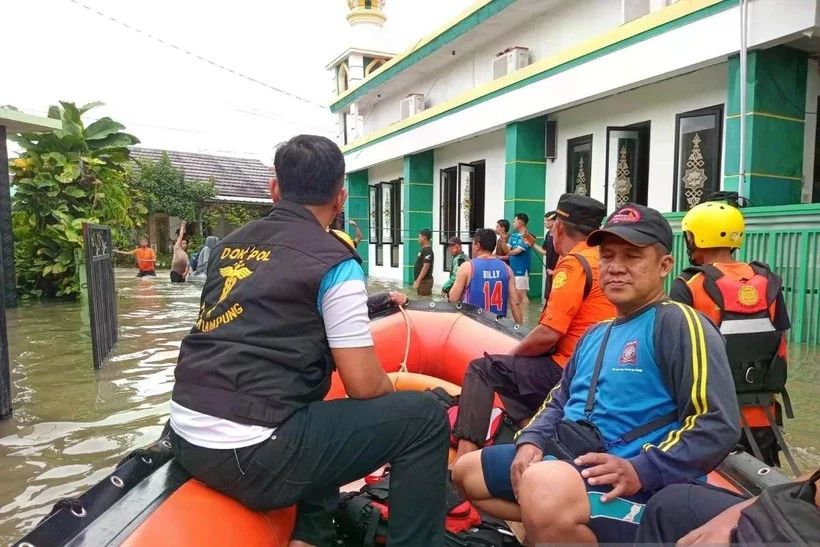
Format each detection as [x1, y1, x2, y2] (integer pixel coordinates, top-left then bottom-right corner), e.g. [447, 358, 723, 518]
[83, 223, 118, 369]
[664, 203, 820, 345]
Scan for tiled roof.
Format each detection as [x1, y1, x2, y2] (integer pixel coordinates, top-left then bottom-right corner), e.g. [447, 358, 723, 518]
[129, 147, 272, 203]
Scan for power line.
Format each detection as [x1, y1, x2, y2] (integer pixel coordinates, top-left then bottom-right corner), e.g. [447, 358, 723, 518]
[232, 107, 336, 135]
[10, 104, 210, 136]
[66, 0, 328, 110]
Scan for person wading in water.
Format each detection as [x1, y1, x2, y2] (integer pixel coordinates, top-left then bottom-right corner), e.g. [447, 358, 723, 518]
[192, 235, 219, 278]
[170, 221, 189, 283]
[115, 238, 156, 277]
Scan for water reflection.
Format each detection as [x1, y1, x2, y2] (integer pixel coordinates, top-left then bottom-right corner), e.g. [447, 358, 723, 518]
[0, 271, 817, 544]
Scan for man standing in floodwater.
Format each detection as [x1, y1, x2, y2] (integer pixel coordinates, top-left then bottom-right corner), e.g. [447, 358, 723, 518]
[500, 213, 532, 302]
[114, 238, 156, 277]
[441, 236, 468, 298]
[170, 221, 189, 283]
[494, 219, 511, 260]
[412, 229, 434, 296]
[168, 134, 449, 547]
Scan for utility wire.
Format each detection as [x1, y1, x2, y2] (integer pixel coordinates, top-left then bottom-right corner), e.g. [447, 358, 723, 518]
[11, 104, 210, 136]
[66, 0, 328, 110]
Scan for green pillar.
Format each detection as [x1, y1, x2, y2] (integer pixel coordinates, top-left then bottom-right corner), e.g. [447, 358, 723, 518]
[402, 151, 434, 284]
[345, 169, 370, 275]
[505, 115, 547, 298]
[725, 46, 808, 205]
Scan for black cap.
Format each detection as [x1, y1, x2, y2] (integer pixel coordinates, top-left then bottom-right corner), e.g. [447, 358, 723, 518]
[587, 203, 674, 251]
[554, 194, 606, 230]
[447, 236, 462, 245]
[545, 210, 557, 221]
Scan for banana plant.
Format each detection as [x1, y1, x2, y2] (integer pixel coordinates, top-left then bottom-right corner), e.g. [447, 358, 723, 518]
[9, 101, 145, 298]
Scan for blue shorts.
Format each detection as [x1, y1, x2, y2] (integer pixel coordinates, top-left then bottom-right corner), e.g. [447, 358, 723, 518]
[480, 444, 656, 543]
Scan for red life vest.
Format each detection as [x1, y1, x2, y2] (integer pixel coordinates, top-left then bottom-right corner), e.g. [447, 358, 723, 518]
[682, 263, 787, 407]
[681, 262, 797, 470]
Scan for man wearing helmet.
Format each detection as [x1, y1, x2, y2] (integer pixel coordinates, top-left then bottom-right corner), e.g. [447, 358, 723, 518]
[672, 201, 796, 472]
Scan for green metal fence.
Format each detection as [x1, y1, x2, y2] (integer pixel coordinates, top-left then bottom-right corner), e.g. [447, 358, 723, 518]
[663, 204, 820, 345]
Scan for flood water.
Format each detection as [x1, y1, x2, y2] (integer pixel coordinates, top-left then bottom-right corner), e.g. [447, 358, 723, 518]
[0, 269, 818, 544]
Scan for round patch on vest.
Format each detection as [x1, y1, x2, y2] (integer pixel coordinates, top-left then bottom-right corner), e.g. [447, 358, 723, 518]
[552, 271, 568, 289]
[737, 285, 759, 307]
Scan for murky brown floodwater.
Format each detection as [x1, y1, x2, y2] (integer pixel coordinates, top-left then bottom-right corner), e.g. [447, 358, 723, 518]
[0, 270, 818, 545]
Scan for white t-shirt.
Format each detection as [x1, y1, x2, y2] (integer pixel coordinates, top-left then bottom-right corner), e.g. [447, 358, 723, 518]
[170, 258, 373, 449]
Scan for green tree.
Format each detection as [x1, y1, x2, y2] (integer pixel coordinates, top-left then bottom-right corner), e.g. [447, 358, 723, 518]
[135, 151, 216, 222]
[9, 101, 144, 298]
[201, 202, 270, 233]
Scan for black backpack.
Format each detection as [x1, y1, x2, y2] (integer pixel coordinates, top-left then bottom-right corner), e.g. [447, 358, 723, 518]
[444, 521, 522, 546]
[424, 386, 520, 448]
[734, 468, 820, 545]
[336, 470, 521, 547]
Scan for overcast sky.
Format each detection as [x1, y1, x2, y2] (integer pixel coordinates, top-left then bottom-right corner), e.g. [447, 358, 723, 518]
[3, 0, 473, 162]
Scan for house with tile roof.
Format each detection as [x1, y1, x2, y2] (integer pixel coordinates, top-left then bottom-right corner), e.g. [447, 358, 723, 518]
[129, 147, 273, 252]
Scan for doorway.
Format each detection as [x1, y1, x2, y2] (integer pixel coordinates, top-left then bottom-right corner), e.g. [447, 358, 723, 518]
[605, 122, 651, 212]
[440, 160, 486, 272]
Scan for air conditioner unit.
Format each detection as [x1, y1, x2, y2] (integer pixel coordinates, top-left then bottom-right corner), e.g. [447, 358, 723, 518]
[492, 47, 530, 80]
[400, 94, 426, 120]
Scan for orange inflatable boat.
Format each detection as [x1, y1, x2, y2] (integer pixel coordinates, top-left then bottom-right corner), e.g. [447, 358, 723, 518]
[13, 301, 787, 547]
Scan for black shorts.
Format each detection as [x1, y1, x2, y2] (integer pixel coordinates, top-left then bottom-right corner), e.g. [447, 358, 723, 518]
[481, 444, 656, 544]
[170, 271, 186, 283]
[136, 269, 156, 278]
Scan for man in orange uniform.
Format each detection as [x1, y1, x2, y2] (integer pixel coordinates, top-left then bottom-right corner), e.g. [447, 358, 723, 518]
[671, 201, 797, 473]
[115, 238, 157, 277]
[451, 194, 615, 462]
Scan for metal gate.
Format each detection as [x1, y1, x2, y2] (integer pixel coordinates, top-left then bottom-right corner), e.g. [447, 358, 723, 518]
[0, 240, 10, 419]
[83, 223, 118, 369]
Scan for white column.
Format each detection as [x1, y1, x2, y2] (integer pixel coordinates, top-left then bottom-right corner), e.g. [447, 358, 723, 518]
[802, 58, 819, 203]
[329, 66, 339, 97]
[348, 53, 365, 89]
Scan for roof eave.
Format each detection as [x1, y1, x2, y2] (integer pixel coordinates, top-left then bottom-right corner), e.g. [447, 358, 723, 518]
[0, 108, 62, 133]
[325, 47, 398, 70]
[210, 195, 274, 205]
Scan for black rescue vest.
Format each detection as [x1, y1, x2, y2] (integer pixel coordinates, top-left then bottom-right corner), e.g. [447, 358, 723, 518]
[682, 262, 789, 412]
[171, 200, 361, 428]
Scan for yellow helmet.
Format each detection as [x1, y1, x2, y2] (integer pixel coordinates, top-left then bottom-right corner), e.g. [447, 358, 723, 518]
[681, 201, 745, 249]
[330, 229, 356, 250]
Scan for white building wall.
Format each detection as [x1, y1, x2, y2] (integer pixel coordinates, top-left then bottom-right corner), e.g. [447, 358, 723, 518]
[367, 159, 403, 281]
[346, 0, 819, 175]
[549, 62, 728, 214]
[362, 0, 623, 134]
[432, 130, 506, 285]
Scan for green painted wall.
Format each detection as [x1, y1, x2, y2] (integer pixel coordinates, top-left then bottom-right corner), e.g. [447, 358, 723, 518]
[504, 116, 547, 298]
[402, 151, 435, 284]
[724, 46, 808, 205]
[345, 169, 370, 275]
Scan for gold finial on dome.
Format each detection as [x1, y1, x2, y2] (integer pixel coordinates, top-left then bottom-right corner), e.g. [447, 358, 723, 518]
[347, 0, 386, 26]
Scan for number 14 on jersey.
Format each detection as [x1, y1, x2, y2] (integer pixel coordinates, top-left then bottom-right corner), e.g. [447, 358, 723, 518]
[482, 281, 503, 311]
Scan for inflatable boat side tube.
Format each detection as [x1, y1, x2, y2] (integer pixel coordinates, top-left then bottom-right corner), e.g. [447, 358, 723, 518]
[14, 429, 184, 547]
[371, 300, 531, 340]
[717, 450, 790, 496]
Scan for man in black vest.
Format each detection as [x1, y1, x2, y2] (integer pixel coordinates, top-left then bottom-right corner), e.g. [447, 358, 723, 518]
[168, 135, 449, 547]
